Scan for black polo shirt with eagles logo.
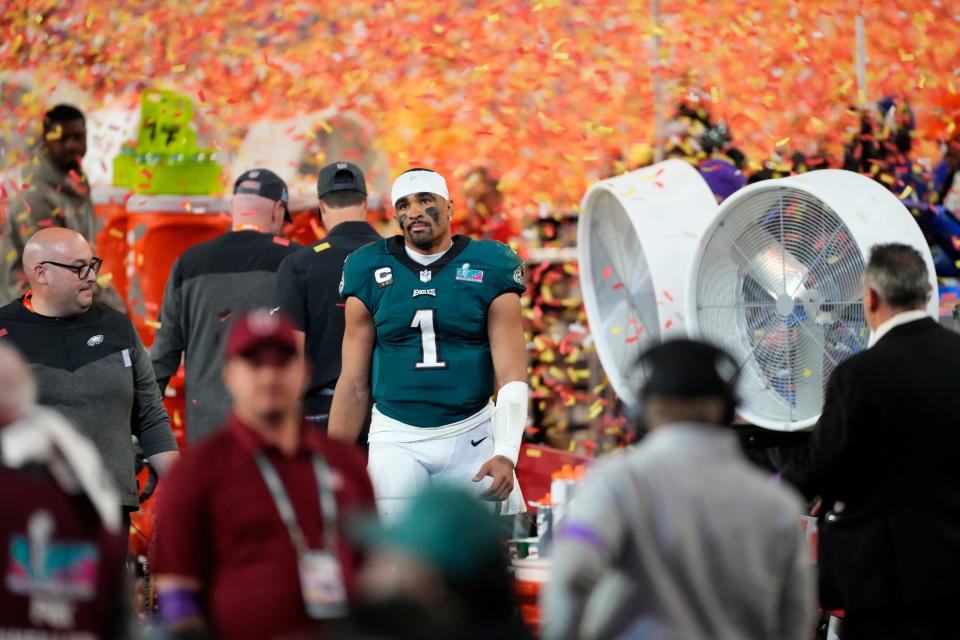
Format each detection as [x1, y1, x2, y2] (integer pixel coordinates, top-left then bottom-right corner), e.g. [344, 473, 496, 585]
[0, 299, 178, 507]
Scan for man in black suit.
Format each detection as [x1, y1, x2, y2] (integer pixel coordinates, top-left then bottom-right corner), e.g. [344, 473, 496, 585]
[779, 243, 960, 639]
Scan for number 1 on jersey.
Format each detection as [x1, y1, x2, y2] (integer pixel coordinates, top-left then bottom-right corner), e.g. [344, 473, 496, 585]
[411, 309, 447, 369]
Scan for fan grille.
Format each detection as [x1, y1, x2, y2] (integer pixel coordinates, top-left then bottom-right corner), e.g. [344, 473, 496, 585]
[586, 191, 660, 399]
[694, 186, 868, 428]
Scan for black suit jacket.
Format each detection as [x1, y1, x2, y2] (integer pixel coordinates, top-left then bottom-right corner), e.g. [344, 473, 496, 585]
[782, 317, 960, 611]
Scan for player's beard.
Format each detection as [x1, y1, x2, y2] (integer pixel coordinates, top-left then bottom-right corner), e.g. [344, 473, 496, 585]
[409, 228, 438, 249]
[406, 220, 438, 250]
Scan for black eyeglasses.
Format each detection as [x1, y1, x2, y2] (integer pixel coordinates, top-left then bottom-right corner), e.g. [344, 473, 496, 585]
[40, 257, 103, 280]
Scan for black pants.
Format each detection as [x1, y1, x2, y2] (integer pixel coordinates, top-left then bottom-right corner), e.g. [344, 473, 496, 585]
[843, 602, 959, 640]
[303, 393, 333, 429]
[305, 393, 371, 450]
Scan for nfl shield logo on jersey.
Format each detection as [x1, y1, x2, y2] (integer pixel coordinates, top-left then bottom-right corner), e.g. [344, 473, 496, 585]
[419, 270, 432, 283]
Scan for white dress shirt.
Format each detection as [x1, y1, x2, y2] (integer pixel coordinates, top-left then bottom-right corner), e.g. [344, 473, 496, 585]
[867, 309, 929, 348]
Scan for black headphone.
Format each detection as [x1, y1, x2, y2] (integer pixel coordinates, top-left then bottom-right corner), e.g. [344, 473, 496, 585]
[636, 340, 741, 426]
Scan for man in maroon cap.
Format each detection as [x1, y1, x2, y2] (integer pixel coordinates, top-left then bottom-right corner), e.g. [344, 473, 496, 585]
[152, 309, 376, 639]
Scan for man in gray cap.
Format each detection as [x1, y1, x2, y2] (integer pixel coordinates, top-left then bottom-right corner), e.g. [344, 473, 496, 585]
[542, 339, 815, 640]
[152, 168, 300, 443]
[276, 161, 381, 429]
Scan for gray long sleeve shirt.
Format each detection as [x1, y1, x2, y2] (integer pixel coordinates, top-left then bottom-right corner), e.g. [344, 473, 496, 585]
[542, 423, 815, 640]
[0, 299, 177, 507]
[151, 230, 299, 443]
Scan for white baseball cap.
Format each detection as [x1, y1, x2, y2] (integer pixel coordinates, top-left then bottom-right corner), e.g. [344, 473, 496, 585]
[391, 170, 449, 207]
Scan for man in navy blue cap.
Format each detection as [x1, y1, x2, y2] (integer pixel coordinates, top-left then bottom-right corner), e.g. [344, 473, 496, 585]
[276, 161, 381, 430]
[543, 339, 815, 640]
[151, 168, 300, 442]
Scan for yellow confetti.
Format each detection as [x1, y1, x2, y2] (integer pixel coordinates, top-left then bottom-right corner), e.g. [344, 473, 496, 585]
[487, 13, 500, 22]
[146, 320, 162, 329]
[710, 86, 719, 103]
[313, 242, 331, 253]
[775, 137, 790, 148]
[96, 272, 113, 287]
[108, 228, 125, 239]
[526, 448, 542, 458]
[171, 64, 187, 73]
[802, 368, 813, 378]
[587, 400, 604, 420]
[611, 326, 622, 335]
[899, 185, 914, 199]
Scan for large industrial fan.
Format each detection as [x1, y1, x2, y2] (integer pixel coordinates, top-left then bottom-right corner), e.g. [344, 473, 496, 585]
[686, 169, 938, 431]
[577, 160, 719, 406]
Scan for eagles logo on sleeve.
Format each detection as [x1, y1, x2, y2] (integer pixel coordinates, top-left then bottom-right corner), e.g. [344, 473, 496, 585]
[513, 264, 525, 286]
[338, 271, 345, 297]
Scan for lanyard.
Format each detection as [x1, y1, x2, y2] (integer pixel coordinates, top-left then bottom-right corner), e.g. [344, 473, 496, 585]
[253, 452, 339, 554]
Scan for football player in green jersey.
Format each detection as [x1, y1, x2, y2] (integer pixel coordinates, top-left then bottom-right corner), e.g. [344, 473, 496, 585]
[329, 168, 529, 519]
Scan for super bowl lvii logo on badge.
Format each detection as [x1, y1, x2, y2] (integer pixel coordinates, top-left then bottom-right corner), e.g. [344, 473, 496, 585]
[374, 267, 393, 288]
[455, 263, 484, 283]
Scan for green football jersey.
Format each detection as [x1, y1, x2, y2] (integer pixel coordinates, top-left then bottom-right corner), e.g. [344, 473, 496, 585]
[340, 235, 525, 427]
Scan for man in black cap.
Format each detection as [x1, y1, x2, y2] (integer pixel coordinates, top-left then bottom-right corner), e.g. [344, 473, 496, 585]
[542, 339, 815, 640]
[276, 161, 381, 429]
[151, 168, 301, 443]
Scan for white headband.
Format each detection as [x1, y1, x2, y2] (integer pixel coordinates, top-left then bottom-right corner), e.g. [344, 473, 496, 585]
[391, 170, 449, 207]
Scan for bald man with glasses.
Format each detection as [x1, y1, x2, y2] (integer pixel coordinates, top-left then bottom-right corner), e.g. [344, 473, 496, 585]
[0, 228, 179, 523]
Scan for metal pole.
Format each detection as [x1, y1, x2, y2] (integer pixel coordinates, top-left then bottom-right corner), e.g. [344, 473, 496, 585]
[855, 13, 867, 106]
[651, 0, 665, 162]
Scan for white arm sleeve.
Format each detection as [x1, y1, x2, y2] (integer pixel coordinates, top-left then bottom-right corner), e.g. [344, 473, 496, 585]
[491, 380, 529, 465]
